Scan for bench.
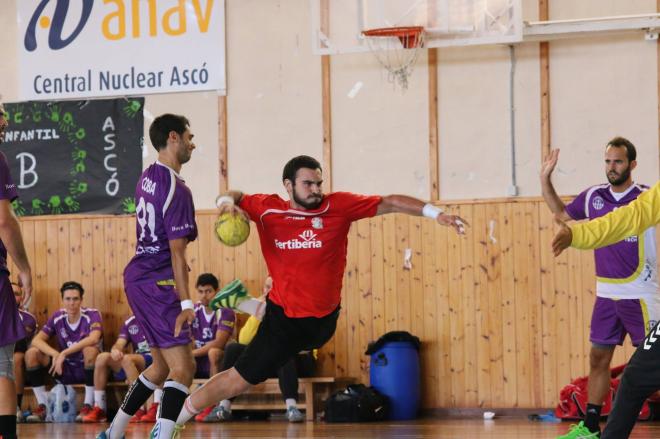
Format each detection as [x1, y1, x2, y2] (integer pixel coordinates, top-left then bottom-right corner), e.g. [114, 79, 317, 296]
[24, 377, 355, 421]
[191, 376, 355, 421]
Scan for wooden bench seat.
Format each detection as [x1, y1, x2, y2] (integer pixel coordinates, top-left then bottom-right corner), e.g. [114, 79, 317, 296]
[191, 377, 355, 421]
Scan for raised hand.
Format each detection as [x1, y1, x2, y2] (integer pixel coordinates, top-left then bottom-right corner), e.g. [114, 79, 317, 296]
[541, 149, 560, 180]
[437, 213, 469, 235]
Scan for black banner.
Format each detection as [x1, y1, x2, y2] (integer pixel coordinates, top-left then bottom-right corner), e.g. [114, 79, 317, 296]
[3, 98, 143, 216]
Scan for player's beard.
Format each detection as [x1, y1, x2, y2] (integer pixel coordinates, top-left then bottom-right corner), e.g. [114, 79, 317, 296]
[293, 187, 323, 210]
[607, 165, 631, 186]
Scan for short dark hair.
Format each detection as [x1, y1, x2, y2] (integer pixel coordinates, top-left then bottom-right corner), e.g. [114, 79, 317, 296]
[149, 113, 190, 151]
[607, 136, 637, 162]
[282, 155, 322, 183]
[196, 273, 219, 291]
[60, 281, 84, 299]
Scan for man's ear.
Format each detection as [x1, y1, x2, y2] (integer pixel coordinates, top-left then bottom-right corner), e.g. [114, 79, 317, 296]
[630, 160, 637, 171]
[283, 179, 293, 192]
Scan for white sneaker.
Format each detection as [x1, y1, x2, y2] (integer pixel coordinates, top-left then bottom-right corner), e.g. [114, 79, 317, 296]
[286, 406, 304, 423]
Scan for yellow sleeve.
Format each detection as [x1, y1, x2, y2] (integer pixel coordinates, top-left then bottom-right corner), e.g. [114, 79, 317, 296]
[571, 181, 660, 250]
[238, 316, 260, 345]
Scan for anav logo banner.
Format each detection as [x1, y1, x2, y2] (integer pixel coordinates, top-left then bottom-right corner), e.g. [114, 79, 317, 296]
[18, 0, 225, 100]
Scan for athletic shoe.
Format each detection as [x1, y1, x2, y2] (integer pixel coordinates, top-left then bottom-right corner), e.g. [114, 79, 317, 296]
[25, 404, 47, 422]
[16, 406, 23, 423]
[130, 408, 146, 423]
[556, 421, 600, 438]
[210, 279, 248, 311]
[76, 403, 93, 422]
[148, 422, 185, 439]
[214, 405, 233, 421]
[95, 431, 125, 439]
[286, 406, 305, 423]
[194, 405, 216, 422]
[172, 424, 185, 439]
[82, 406, 107, 423]
[140, 403, 159, 422]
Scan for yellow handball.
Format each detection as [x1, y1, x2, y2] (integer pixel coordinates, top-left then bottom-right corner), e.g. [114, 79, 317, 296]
[214, 212, 250, 247]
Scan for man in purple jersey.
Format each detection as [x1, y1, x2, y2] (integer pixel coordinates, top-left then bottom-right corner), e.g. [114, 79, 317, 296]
[0, 102, 33, 439]
[25, 281, 103, 422]
[541, 137, 660, 439]
[12, 282, 37, 423]
[98, 113, 198, 439]
[82, 315, 153, 423]
[190, 273, 235, 422]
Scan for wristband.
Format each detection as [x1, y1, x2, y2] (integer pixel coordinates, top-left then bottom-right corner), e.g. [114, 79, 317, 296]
[181, 299, 194, 311]
[215, 195, 235, 208]
[422, 203, 443, 219]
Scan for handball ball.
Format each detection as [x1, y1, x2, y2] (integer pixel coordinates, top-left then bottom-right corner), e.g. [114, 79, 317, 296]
[215, 212, 250, 247]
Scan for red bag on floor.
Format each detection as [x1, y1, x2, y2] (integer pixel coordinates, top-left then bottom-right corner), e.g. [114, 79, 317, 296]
[554, 364, 656, 421]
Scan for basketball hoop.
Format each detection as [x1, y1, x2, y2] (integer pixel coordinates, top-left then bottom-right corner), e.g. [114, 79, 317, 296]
[361, 26, 425, 90]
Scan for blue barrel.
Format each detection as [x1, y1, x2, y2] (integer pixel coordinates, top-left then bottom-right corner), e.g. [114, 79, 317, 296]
[369, 341, 420, 420]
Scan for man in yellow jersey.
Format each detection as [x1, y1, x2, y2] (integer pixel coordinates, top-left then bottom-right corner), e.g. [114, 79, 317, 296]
[553, 179, 660, 439]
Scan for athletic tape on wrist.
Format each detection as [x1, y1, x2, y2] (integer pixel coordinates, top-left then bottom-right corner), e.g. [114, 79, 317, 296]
[215, 195, 235, 208]
[181, 299, 194, 311]
[422, 203, 443, 219]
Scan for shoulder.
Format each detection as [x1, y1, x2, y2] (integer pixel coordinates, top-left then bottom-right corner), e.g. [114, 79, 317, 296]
[82, 307, 102, 319]
[20, 309, 37, 322]
[242, 193, 285, 207]
[124, 315, 136, 326]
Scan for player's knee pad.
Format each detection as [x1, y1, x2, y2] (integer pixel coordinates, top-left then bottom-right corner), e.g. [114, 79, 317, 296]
[0, 343, 16, 380]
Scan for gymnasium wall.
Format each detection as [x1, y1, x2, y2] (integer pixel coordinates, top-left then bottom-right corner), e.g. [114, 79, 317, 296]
[7, 206, 647, 409]
[1, 0, 658, 204]
[1, 0, 660, 410]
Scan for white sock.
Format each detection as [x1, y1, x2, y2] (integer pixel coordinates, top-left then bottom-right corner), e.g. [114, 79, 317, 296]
[94, 390, 107, 411]
[84, 385, 94, 406]
[237, 298, 266, 319]
[175, 396, 200, 424]
[154, 388, 163, 404]
[220, 399, 232, 411]
[285, 398, 297, 410]
[151, 419, 176, 438]
[32, 385, 48, 406]
[106, 409, 131, 439]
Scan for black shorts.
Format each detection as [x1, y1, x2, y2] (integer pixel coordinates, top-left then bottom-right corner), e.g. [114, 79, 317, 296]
[14, 338, 28, 354]
[235, 298, 339, 385]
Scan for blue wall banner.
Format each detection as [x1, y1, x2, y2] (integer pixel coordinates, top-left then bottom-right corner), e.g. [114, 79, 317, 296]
[3, 98, 143, 216]
[18, 0, 226, 100]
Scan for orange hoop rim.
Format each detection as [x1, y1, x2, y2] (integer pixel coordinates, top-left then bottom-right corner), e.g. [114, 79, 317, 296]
[361, 26, 424, 39]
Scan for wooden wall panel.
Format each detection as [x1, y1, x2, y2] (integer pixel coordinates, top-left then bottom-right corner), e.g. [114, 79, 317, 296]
[9, 199, 644, 409]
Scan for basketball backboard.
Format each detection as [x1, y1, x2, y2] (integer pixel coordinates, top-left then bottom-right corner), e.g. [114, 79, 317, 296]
[310, 0, 523, 55]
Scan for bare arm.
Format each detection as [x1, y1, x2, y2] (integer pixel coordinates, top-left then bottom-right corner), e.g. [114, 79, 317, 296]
[192, 330, 231, 357]
[540, 149, 571, 221]
[375, 194, 469, 235]
[171, 237, 195, 337]
[61, 329, 102, 356]
[30, 331, 60, 358]
[0, 199, 32, 306]
[110, 337, 129, 361]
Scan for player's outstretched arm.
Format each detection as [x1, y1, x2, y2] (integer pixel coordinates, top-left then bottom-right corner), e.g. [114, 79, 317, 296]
[0, 198, 32, 307]
[540, 149, 571, 222]
[376, 195, 468, 235]
[568, 181, 660, 251]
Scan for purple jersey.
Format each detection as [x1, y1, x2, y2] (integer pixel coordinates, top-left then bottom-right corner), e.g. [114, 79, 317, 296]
[117, 315, 150, 354]
[19, 309, 37, 342]
[192, 303, 235, 349]
[0, 152, 18, 274]
[566, 183, 658, 299]
[41, 307, 103, 362]
[124, 162, 197, 285]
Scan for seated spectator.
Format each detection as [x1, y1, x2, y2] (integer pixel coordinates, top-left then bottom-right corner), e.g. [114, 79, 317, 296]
[82, 315, 152, 423]
[24, 281, 102, 422]
[192, 273, 236, 422]
[12, 282, 37, 423]
[210, 277, 315, 423]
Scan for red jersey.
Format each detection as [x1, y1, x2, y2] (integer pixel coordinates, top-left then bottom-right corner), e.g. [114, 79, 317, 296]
[240, 192, 382, 317]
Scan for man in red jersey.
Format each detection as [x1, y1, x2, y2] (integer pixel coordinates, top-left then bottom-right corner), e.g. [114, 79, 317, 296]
[176, 155, 467, 424]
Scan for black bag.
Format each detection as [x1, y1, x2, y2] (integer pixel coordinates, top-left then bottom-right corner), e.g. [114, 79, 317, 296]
[324, 384, 389, 422]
